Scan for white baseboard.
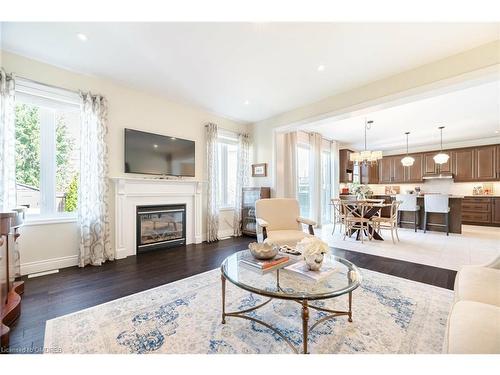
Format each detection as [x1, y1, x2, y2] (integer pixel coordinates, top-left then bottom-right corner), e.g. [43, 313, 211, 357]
[21, 254, 79, 276]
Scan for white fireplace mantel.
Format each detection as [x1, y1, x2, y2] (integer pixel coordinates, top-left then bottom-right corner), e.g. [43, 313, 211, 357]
[111, 177, 205, 259]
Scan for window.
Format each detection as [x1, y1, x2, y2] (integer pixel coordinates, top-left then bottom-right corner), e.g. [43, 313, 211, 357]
[15, 80, 80, 217]
[297, 143, 311, 218]
[217, 132, 238, 209]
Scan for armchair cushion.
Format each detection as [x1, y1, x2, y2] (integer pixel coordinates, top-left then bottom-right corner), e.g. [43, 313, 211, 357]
[255, 218, 269, 228]
[264, 230, 314, 247]
[454, 265, 500, 307]
[297, 217, 316, 226]
[255, 198, 301, 231]
[444, 300, 500, 354]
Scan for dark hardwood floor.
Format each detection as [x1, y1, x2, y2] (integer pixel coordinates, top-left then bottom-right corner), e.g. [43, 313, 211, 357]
[7, 236, 456, 353]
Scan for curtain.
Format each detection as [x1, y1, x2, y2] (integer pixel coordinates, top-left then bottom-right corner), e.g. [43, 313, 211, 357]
[331, 140, 340, 199]
[206, 123, 219, 242]
[78, 92, 113, 267]
[0, 69, 16, 212]
[233, 132, 250, 236]
[275, 131, 297, 198]
[309, 132, 323, 227]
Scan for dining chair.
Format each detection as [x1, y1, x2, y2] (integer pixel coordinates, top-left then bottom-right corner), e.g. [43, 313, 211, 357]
[330, 198, 345, 234]
[396, 194, 420, 232]
[371, 201, 401, 244]
[342, 201, 373, 244]
[424, 194, 450, 235]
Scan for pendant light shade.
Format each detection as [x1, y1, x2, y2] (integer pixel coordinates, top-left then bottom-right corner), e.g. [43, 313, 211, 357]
[349, 119, 383, 164]
[433, 126, 449, 165]
[401, 132, 415, 167]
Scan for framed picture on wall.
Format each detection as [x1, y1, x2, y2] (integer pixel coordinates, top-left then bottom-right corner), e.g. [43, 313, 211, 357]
[251, 163, 267, 177]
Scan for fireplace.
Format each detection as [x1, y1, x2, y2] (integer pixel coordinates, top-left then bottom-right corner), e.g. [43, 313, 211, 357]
[136, 204, 186, 252]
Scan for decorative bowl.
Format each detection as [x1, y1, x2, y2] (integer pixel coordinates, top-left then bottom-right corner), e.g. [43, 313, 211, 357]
[248, 242, 278, 260]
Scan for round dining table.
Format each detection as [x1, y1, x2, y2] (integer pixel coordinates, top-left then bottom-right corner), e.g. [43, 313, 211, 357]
[343, 201, 388, 241]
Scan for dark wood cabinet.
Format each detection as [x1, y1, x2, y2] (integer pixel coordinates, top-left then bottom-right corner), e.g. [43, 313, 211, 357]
[492, 198, 500, 224]
[497, 145, 500, 179]
[378, 156, 393, 183]
[339, 149, 354, 183]
[462, 196, 500, 226]
[475, 145, 497, 181]
[453, 149, 475, 182]
[360, 163, 379, 184]
[404, 154, 423, 182]
[241, 187, 271, 237]
[424, 152, 452, 175]
[378, 155, 417, 183]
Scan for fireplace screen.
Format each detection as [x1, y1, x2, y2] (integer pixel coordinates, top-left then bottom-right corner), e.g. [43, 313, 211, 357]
[136, 204, 186, 251]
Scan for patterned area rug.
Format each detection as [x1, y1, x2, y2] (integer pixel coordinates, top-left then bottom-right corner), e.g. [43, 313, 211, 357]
[44, 267, 452, 354]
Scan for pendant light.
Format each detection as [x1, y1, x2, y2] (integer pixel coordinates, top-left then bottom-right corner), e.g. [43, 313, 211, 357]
[401, 132, 415, 167]
[433, 126, 449, 165]
[349, 119, 383, 165]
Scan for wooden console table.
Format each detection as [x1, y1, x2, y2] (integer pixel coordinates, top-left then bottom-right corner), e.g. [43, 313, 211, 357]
[1, 211, 24, 352]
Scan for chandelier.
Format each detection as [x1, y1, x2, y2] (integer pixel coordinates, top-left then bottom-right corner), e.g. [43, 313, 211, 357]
[349, 119, 382, 165]
[401, 132, 415, 167]
[433, 126, 449, 165]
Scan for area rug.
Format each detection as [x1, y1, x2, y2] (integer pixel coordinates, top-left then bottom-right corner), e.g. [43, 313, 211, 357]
[44, 267, 453, 354]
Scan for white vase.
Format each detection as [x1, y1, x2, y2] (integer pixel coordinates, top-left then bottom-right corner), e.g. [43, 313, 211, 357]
[304, 253, 325, 271]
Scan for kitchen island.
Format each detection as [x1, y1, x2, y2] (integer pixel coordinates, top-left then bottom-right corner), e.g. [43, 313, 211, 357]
[373, 195, 463, 234]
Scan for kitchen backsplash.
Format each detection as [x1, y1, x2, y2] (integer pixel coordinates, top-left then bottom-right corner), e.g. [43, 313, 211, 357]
[341, 180, 500, 196]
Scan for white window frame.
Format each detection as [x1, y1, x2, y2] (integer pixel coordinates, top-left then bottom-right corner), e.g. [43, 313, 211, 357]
[15, 79, 80, 222]
[217, 130, 238, 210]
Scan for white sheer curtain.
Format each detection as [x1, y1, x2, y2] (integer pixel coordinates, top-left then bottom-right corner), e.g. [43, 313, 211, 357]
[78, 92, 113, 267]
[206, 123, 219, 242]
[309, 132, 323, 227]
[275, 131, 297, 198]
[0, 69, 16, 212]
[331, 140, 340, 199]
[233, 132, 250, 236]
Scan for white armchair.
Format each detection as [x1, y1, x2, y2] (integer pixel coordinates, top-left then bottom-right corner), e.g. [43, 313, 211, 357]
[255, 198, 316, 247]
[443, 255, 500, 353]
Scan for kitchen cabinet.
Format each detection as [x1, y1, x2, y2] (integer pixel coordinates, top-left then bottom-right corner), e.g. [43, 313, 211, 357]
[360, 163, 379, 184]
[475, 145, 497, 181]
[424, 152, 452, 175]
[403, 153, 423, 183]
[378, 155, 419, 183]
[453, 149, 475, 182]
[339, 149, 354, 183]
[492, 198, 500, 224]
[497, 145, 500, 179]
[378, 156, 393, 183]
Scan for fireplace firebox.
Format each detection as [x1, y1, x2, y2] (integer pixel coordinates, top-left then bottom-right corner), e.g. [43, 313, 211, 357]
[136, 204, 186, 252]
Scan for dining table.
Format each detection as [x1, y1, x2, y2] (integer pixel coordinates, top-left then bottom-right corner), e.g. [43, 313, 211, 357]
[342, 201, 388, 241]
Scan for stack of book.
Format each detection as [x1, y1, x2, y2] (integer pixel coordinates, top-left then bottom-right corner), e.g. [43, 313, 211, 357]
[284, 260, 336, 282]
[239, 253, 290, 273]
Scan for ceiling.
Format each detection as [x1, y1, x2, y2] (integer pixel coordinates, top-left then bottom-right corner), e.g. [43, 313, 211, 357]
[302, 81, 500, 151]
[1, 22, 499, 123]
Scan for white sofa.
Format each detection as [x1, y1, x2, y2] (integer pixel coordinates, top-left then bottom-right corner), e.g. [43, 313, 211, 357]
[444, 256, 500, 354]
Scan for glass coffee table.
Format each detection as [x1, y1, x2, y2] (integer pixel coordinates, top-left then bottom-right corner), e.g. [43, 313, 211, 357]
[220, 250, 362, 354]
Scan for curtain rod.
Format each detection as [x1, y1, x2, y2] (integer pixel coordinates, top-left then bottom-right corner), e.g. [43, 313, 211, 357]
[16, 75, 81, 95]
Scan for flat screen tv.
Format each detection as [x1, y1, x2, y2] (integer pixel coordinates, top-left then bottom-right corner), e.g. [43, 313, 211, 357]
[124, 128, 195, 177]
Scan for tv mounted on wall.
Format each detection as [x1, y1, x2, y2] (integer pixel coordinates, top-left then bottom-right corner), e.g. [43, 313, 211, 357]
[124, 128, 195, 177]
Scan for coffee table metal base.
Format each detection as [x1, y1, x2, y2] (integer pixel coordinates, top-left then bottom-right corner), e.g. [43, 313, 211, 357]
[221, 273, 353, 354]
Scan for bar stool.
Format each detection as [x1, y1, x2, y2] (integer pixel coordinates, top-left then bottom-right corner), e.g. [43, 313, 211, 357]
[396, 194, 420, 232]
[423, 194, 450, 236]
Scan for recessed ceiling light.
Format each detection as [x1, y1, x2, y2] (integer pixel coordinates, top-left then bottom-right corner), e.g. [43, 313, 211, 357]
[317, 64, 325, 72]
[244, 100, 250, 105]
[495, 130, 499, 134]
[153, 144, 158, 148]
[170, 137, 176, 140]
[76, 33, 88, 42]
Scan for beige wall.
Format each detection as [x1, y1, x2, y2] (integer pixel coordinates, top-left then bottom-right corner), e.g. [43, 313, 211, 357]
[252, 40, 500, 193]
[2, 51, 249, 274]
